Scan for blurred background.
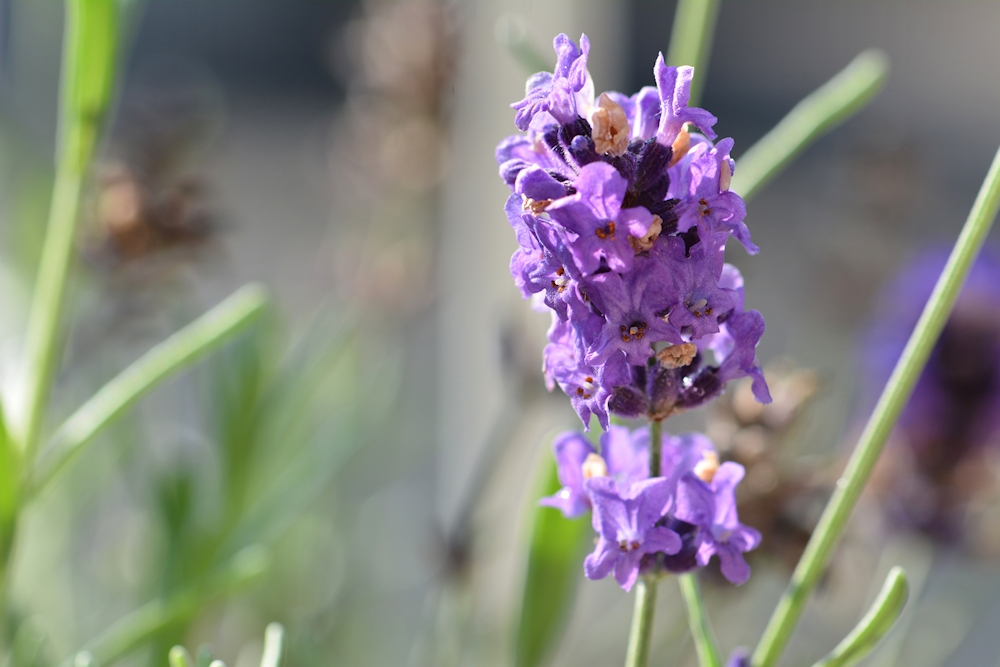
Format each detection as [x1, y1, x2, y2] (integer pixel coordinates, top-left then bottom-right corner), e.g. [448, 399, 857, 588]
[2, 1, 1000, 666]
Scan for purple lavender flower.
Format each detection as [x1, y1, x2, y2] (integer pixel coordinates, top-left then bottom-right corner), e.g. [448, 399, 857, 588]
[584, 257, 684, 366]
[672, 138, 757, 254]
[511, 34, 591, 130]
[540, 425, 651, 517]
[542, 314, 631, 430]
[725, 648, 751, 667]
[546, 162, 655, 275]
[584, 476, 681, 591]
[499, 33, 770, 428]
[653, 55, 717, 146]
[675, 460, 761, 584]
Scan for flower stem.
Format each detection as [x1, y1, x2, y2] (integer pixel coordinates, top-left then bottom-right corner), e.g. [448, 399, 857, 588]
[20, 167, 85, 462]
[623, 418, 665, 667]
[679, 573, 722, 667]
[751, 143, 1000, 667]
[665, 0, 722, 107]
[624, 576, 658, 667]
[20, 0, 119, 462]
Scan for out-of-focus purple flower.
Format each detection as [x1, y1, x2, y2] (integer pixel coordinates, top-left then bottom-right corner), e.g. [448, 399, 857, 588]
[862, 249, 1000, 546]
[725, 648, 751, 667]
[584, 476, 681, 590]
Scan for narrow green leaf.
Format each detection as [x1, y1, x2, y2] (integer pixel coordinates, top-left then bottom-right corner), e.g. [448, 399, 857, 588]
[514, 456, 592, 667]
[74, 651, 96, 667]
[813, 567, 908, 667]
[732, 50, 888, 202]
[61, 0, 118, 170]
[260, 623, 285, 667]
[61, 545, 270, 667]
[33, 284, 269, 494]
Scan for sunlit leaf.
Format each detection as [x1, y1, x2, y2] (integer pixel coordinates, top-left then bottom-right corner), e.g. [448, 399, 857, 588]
[514, 456, 591, 667]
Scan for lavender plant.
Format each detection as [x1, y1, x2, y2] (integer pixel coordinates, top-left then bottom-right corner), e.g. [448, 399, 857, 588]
[497, 2, 1000, 666]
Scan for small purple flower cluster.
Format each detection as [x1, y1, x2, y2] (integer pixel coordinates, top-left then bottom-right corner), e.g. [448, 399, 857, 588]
[542, 426, 760, 590]
[497, 34, 771, 430]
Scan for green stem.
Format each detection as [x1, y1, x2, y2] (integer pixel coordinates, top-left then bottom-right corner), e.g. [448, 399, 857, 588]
[32, 284, 268, 494]
[731, 50, 888, 202]
[624, 577, 658, 667]
[21, 0, 118, 463]
[623, 418, 665, 667]
[679, 574, 722, 667]
[648, 418, 662, 480]
[664, 0, 721, 107]
[751, 143, 1000, 667]
[20, 167, 85, 462]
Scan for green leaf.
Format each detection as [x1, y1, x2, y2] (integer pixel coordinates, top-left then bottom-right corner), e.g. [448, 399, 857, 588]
[32, 284, 269, 494]
[65, 0, 118, 119]
[514, 456, 592, 667]
[813, 567, 909, 667]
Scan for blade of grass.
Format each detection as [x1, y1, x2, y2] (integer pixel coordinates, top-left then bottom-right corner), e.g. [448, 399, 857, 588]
[513, 456, 592, 667]
[20, 0, 119, 462]
[731, 50, 888, 202]
[33, 284, 268, 494]
[751, 143, 1000, 666]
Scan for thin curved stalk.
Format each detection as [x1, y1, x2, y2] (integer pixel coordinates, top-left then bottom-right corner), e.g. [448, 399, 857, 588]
[752, 143, 1000, 666]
